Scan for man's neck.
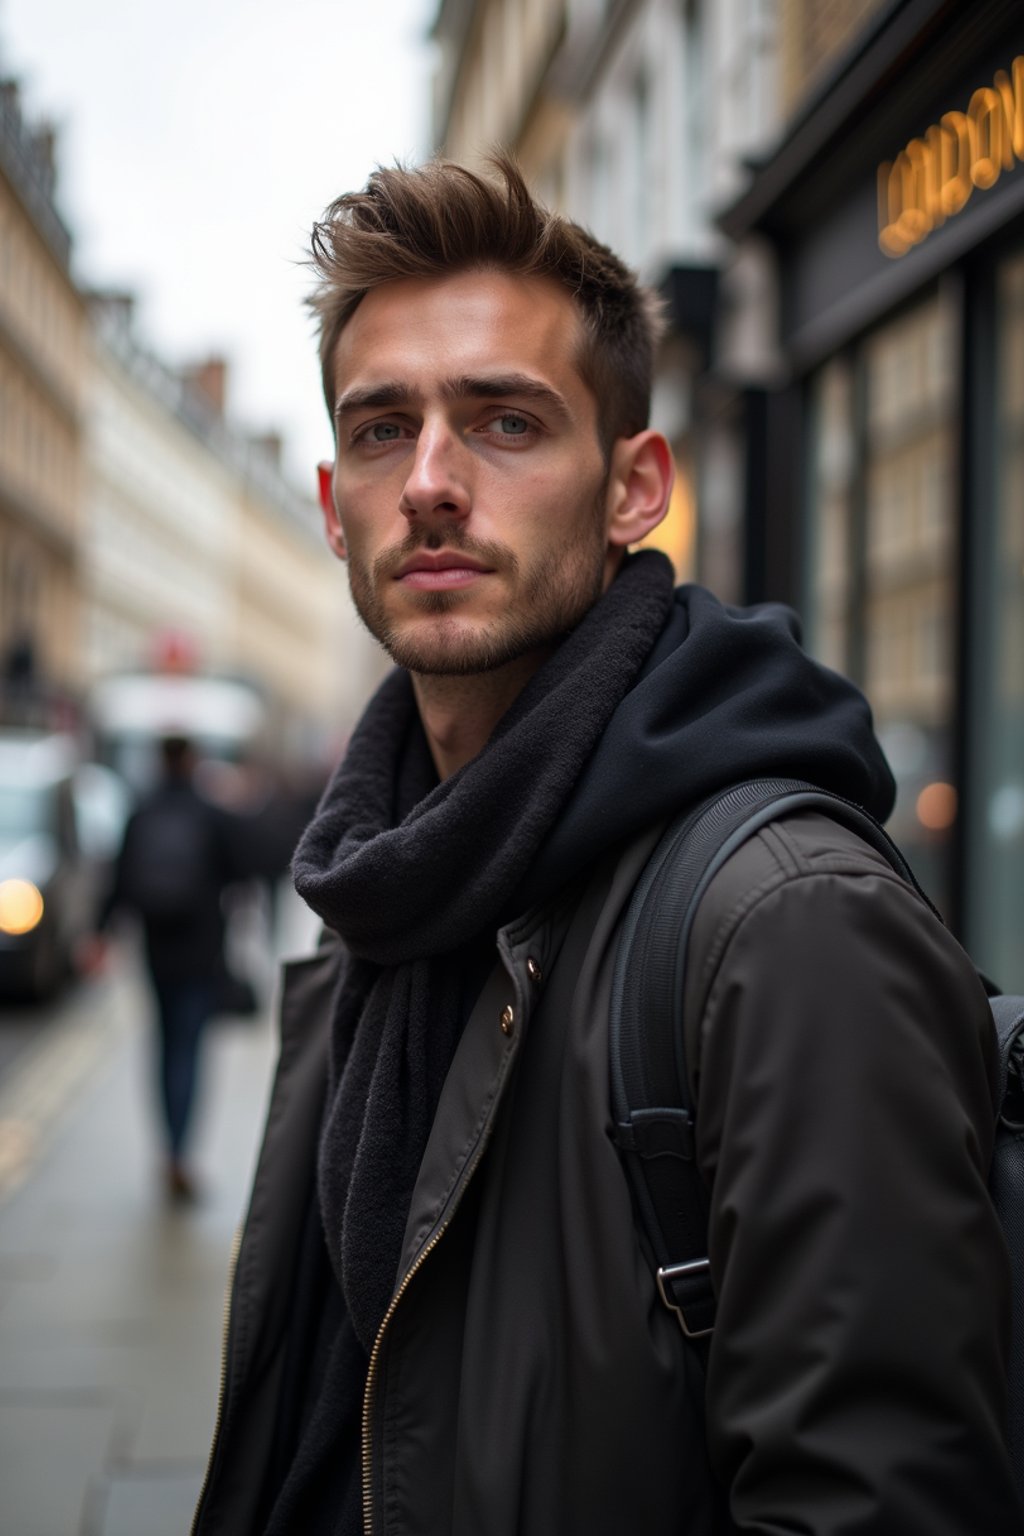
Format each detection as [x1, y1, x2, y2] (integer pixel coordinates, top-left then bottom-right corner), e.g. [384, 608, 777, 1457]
[412, 652, 550, 780]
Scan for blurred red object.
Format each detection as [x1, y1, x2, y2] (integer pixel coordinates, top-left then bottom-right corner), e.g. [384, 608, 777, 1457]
[151, 629, 199, 674]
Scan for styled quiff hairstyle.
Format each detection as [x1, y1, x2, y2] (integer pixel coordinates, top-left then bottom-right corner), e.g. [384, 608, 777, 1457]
[308, 155, 664, 452]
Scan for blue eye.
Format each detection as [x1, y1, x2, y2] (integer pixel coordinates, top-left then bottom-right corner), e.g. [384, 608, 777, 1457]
[496, 413, 529, 435]
[368, 422, 402, 441]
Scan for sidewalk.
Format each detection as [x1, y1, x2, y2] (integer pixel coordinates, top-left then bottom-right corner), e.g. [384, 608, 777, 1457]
[0, 895, 316, 1536]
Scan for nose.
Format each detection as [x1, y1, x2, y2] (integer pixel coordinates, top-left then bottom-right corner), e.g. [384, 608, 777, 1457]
[399, 420, 471, 523]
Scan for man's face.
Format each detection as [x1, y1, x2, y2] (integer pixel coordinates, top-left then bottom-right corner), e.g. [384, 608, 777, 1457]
[322, 269, 617, 677]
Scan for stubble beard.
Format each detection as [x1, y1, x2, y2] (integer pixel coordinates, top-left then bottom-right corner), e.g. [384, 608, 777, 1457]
[347, 514, 609, 677]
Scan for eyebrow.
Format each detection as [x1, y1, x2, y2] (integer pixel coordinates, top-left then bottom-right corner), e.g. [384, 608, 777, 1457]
[334, 381, 410, 419]
[333, 373, 572, 423]
[443, 374, 571, 420]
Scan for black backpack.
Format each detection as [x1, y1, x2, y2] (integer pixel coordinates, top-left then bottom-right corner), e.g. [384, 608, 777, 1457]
[609, 777, 1024, 1497]
[120, 790, 218, 922]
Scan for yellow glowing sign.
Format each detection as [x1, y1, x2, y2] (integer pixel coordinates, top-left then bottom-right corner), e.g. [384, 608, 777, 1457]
[878, 57, 1024, 258]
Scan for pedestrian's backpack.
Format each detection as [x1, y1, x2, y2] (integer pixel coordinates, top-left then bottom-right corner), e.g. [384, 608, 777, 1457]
[609, 776, 1024, 1500]
[120, 789, 216, 921]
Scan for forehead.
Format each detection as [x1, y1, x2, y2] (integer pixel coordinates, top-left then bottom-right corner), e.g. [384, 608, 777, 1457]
[330, 268, 591, 403]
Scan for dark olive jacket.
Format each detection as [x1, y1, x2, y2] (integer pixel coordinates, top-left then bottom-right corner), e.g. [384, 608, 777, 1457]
[192, 811, 1021, 1535]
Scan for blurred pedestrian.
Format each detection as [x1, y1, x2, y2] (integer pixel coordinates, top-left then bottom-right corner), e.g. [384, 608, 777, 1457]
[96, 734, 243, 1201]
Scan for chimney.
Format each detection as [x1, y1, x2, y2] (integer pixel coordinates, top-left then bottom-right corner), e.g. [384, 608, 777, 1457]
[32, 121, 57, 196]
[87, 289, 137, 331]
[0, 79, 22, 125]
[182, 356, 228, 418]
[250, 431, 283, 469]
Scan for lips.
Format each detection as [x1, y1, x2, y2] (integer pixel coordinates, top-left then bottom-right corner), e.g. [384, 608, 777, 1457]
[394, 551, 494, 591]
[394, 552, 492, 578]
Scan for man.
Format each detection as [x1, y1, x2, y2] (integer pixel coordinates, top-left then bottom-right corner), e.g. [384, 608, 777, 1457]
[100, 735, 240, 1200]
[192, 159, 1020, 1533]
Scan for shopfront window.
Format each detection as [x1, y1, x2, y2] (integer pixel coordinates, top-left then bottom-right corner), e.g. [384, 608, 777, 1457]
[971, 255, 1024, 989]
[806, 290, 958, 915]
[806, 358, 855, 677]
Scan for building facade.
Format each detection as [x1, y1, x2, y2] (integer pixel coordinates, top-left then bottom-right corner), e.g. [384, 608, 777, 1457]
[83, 296, 385, 766]
[232, 444, 373, 761]
[84, 301, 237, 684]
[0, 79, 85, 720]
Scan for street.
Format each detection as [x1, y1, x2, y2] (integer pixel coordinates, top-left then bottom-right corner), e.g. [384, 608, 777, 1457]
[0, 892, 316, 1536]
[0, 990, 66, 1082]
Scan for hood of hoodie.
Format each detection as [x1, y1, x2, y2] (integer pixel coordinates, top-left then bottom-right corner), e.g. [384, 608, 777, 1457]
[515, 579, 895, 910]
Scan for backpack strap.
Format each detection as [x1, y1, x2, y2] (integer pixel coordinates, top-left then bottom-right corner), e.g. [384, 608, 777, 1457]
[609, 776, 922, 1342]
[992, 995, 1024, 1131]
[989, 993, 1024, 1498]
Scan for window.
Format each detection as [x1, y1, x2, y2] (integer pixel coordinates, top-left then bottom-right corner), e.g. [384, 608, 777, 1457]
[681, 0, 707, 240]
[632, 70, 650, 261]
[806, 358, 854, 675]
[805, 290, 958, 915]
[969, 252, 1024, 989]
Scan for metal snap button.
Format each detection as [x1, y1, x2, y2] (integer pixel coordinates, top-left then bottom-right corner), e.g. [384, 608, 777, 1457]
[500, 1004, 515, 1036]
[526, 957, 542, 983]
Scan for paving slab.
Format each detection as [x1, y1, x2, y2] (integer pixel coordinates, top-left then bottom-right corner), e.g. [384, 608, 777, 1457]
[0, 886, 316, 1536]
[86, 1467, 210, 1536]
[0, 1393, 120, 1536]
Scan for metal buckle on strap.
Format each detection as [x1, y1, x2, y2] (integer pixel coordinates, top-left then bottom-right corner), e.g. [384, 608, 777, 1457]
[656, 1258, 715, 1339]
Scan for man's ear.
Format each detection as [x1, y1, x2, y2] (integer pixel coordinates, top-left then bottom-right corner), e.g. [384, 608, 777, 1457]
[317, 461, 347, 561]
[604, 431, 674, 551]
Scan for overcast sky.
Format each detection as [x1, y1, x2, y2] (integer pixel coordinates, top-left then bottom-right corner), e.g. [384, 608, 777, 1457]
[0, 0, 436, 488]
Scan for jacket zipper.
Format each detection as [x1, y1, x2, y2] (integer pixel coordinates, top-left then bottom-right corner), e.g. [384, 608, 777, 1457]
[361, 1131, 497, 1535]
[190, 1223, 243, 1536]
[361, 1223, 450, 1534]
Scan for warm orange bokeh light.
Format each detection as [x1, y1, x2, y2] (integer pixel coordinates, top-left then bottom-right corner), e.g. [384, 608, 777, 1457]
[0, 879, 45, 935]
[916, 781, 958, 832]
[637, 460, 695, 581]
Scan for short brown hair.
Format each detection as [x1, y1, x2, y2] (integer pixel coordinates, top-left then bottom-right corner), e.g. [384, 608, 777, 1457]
[308, 155, 664, 452]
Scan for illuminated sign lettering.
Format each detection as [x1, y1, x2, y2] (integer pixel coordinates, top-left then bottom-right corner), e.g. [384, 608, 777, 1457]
[878, 57, 1024, 257]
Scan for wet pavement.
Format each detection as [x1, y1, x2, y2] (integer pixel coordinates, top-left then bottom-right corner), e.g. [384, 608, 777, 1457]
[0, 896, 315, 1535]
